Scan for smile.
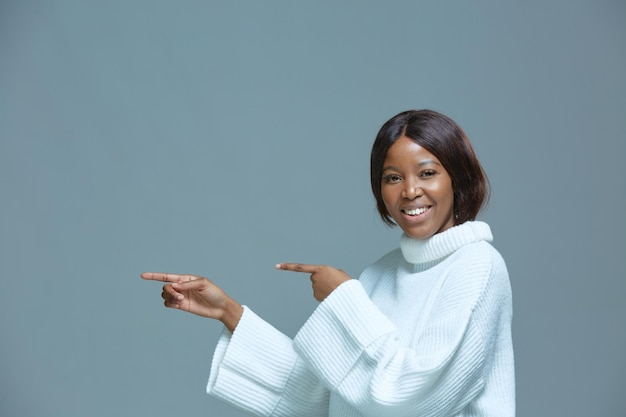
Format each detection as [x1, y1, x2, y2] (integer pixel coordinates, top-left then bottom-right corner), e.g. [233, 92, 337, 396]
[402, 206, 430, 216]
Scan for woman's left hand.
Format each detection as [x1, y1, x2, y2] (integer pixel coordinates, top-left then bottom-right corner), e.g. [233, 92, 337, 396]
[276, 263, 352, 301]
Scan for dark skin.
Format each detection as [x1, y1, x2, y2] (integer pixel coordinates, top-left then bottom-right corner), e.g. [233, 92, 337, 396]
[143, 135, 456, 332]
[141, 264, 351, 332]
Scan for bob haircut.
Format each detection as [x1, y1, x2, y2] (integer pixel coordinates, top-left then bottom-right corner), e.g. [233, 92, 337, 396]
[370, 109, 490, 227]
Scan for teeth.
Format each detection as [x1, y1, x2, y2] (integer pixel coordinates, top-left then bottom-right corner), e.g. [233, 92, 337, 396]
[403, 207, 428, 216]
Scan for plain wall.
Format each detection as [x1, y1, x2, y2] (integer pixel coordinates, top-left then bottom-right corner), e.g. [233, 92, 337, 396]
[1, 1, 624, 416]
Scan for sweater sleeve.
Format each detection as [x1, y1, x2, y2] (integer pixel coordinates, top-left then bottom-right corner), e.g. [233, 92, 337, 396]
[292, 264, 492, 417]
[206, 306, 329, 417]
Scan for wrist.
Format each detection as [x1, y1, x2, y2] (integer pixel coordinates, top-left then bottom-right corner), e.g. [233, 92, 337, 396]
[220, 297, 243, 333]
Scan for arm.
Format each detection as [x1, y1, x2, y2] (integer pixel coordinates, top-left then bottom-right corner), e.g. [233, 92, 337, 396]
[277, 253, 503, 417]
[142, 271, 330, 417]
[294, 280, 484, 417]
[207, 307, 330, 417]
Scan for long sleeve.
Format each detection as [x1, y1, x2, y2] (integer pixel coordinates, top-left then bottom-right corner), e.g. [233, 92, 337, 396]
[207, 306, 329, 417]
[293, 282, 482, 417]
[292, 239, 513, 417]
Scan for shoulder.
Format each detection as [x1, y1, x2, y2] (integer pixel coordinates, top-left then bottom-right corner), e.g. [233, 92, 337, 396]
[452, 240, 507, 273]
[448, 222, 507, 279]
[458, 241, 508, 291]
[435, 241, 510, 312]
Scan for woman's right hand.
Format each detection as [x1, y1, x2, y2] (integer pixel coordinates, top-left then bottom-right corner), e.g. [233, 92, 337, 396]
[141, 272, 243, 332]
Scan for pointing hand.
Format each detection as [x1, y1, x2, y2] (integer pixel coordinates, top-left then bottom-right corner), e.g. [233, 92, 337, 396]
[275, 263, 351, 301]
[141, 272, 243, 331]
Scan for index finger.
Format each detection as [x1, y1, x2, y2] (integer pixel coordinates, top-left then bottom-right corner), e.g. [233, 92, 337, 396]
[275, 263, 321, 274]
[140, 272, 196, 283]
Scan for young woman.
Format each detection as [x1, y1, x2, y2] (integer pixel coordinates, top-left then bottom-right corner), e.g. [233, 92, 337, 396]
[142, 109, 515, 416]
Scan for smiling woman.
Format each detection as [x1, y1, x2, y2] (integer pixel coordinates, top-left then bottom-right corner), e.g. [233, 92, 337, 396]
[380, 136, 456, 239]
[371, 109, 489, 229]
[143, 109, 515, 417]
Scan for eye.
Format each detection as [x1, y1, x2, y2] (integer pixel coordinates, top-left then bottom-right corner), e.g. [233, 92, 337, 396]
[420, 170, 437, 178]
[382, 174, 402, 183]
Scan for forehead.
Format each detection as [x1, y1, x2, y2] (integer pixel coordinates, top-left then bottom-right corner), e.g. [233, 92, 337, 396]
[383, 136, 440, 165]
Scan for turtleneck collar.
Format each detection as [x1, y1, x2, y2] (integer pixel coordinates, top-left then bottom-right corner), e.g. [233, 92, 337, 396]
[400, 221, 493, 265]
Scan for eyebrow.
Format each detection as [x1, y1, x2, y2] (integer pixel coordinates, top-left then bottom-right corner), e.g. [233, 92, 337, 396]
[382, 159, 442, 172]
[417, 159, 442, 167]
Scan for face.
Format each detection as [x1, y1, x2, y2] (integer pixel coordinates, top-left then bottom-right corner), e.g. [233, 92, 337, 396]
[381, 136, 455, 239]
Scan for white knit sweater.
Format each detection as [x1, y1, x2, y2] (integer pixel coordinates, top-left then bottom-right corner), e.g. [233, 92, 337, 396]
[207, 221, 515, 416]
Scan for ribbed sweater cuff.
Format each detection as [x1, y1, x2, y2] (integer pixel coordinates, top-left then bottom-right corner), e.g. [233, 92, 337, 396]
[294, 280, 396, 387]
[207, 306, 297, 415]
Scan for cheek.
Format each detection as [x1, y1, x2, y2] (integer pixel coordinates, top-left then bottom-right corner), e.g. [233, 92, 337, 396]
[439, 183, 455, 210]
[428, 178, 454, 209]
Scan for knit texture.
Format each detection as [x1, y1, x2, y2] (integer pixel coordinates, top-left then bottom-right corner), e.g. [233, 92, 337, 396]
[207, 221, 515, 416]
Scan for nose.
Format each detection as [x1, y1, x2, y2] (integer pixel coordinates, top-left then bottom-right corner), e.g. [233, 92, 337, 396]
[401, 179, 422, 200]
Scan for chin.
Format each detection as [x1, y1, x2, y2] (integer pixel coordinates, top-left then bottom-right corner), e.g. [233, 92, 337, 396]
[401, 222, 453, 240]
[402, 228, 437, 240]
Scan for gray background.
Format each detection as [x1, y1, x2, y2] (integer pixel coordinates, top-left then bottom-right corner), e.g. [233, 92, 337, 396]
[1, 1, 624, 416]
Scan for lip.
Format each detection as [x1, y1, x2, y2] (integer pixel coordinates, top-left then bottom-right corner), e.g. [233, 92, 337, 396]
[400, 205, 432, 221]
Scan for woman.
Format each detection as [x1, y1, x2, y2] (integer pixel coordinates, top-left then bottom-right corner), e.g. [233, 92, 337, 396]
[142, 109, 515, 416]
